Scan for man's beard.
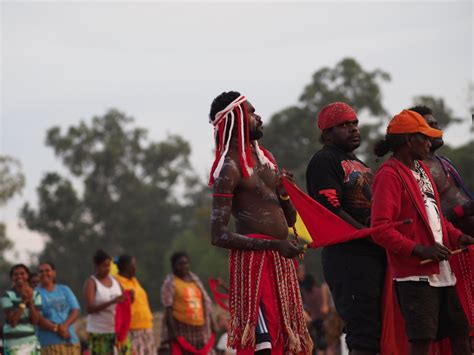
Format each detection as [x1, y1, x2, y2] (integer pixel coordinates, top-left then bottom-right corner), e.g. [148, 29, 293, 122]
[249, 129, 263, 141]
[430, 138, 444, 152]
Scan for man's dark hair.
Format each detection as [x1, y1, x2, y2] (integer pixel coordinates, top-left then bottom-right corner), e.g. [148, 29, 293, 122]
[170, 251, 189, 268]
[409, 105, 432, 117]
[10, 264, 31, 279]
[39, 261, 56, 270]
[209, 91, 241, 122]
[117, 254, 133, 273]
[374, 133, 411, 157]
[93, 249, 111, 266]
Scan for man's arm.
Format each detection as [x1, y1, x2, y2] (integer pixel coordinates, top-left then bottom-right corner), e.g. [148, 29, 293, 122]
[276, 170, 297, 227]
[211, 160, 302, 258]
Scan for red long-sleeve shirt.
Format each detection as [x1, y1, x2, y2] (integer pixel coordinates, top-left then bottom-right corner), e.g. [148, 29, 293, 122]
[371, 157, 462, 278]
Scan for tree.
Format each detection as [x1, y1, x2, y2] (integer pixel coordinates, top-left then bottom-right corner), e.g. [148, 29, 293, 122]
[261, 57, 391, 186]
[22, 109, 199, 309]
[0, 156, 25, 205]
[0, 155, 25, 286]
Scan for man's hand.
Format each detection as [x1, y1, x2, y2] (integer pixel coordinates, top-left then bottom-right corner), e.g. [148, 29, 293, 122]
[459, 234, 474, 248]
[413, 243, 451, 261]
[276, 169, 294, 196]
[272, 239, 303, 258]
[113, 294, 125, 304]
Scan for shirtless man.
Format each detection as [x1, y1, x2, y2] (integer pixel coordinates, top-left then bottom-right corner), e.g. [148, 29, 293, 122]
[209, 91, 312, 354]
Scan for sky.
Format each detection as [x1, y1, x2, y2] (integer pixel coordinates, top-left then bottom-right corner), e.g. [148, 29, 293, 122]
[1, 0, 473, 262]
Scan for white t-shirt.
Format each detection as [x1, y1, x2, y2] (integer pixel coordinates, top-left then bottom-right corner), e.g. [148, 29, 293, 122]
[395, 161, 456, 287]
[86, 275, 122, 333]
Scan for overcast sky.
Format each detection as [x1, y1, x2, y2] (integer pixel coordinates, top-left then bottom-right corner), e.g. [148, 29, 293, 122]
[1, 1, 473, 262]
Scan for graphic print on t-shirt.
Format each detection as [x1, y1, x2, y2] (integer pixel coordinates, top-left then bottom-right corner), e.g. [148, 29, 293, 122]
[413, 161, 442, 236]
[340, 159, 373, 211]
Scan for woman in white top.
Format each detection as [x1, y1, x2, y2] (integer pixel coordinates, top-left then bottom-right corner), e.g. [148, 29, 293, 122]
[84, 249, 129, 355]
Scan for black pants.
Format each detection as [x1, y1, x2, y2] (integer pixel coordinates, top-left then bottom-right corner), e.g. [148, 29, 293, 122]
[322, 244, 386, 352]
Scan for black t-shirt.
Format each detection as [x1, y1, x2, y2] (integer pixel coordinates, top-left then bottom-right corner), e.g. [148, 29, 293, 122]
[306, 145, 383, 254]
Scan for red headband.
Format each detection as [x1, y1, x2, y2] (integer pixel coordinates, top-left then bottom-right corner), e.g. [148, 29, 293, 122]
[317, 102, 357, 130]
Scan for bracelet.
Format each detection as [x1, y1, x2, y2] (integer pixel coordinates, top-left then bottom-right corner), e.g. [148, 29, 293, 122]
[18, 303, 26, 310]
[53, 324, 59, 333]
[212, 193, 234, 198]
[279, 194, 290, 201]
[453, 205, 465, 219]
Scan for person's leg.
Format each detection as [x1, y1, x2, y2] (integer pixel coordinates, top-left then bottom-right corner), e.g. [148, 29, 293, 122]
[327, 251, 385, 355]
[408, 340, 431, 355]
[395, 282, 438, 355]
[436, 286, 471, 355]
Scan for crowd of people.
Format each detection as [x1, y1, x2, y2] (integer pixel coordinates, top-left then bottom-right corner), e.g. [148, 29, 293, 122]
[1, 92, 473, 355]
[1, 249, 343, 355]
[1, 250, 158, 355]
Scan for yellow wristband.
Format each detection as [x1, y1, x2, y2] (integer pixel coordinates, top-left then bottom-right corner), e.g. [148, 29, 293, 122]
[19, 303, 26, 310]
[279, 194, 290, 201]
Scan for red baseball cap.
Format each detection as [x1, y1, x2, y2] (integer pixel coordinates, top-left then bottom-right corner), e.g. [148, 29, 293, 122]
[387, 110, 442, 138]
[317, 102, 357, 131]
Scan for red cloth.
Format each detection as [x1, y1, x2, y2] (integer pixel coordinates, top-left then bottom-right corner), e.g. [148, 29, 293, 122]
[228, 234, 312, 354]
[450, 246, 474, 336]
[208, 278, 229, 311]
[281, 177, 410, 248]
[371, 158, 463, 278]
[317, 102, 357, 130]
[171, 334, 215, 355]
[380, 267, 409, 355]
[115, 290, 132, 343]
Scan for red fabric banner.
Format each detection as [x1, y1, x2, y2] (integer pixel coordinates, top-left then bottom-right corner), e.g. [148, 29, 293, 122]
[282, 177, 410, 248]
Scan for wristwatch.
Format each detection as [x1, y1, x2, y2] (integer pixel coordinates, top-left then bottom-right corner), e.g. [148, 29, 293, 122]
[53, 324, 59, 333]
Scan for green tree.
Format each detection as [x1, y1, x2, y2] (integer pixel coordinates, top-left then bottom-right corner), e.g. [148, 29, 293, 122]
[0, 156, 25, 205]
[261, 57, 391, 186]
[21, 109, 198, 309]
[0, 155, 25, 286]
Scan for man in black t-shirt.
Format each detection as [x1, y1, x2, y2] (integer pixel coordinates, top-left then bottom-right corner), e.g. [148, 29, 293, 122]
[306, 102, 386, 355]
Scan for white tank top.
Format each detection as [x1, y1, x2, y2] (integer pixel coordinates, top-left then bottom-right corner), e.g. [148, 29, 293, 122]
[86, 275, 122, 334]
